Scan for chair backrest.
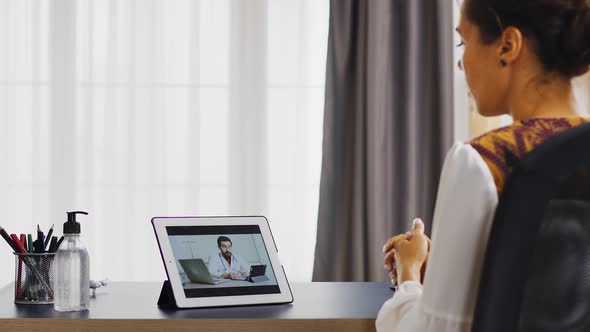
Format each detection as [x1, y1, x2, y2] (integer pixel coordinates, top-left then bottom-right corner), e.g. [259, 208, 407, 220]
[472, 122, 590, 332]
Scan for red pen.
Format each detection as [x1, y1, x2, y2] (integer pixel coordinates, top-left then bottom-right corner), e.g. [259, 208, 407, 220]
[19, 234, 26, 249]
[10, 234, 26, 299]
[10, 234, 27, 253]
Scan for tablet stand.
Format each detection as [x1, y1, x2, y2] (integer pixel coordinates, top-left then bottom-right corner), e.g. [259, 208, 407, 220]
[249, 275, 269, 283]
[157, 280, 178, 309]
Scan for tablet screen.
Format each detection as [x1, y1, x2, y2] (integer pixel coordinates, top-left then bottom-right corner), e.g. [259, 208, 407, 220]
[166, 225, 280, 298]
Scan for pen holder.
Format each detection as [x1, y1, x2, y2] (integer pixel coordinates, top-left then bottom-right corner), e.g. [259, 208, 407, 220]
[13, 252, 55, 304]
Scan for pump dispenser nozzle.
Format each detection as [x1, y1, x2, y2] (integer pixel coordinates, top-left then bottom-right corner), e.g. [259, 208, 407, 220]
[64, 211, 89, 234]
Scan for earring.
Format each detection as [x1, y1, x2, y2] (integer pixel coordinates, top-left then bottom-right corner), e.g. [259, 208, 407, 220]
[500, 46, 509, 66]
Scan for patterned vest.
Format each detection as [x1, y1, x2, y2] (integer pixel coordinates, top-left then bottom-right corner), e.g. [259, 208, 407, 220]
[469, 117, 590, 193]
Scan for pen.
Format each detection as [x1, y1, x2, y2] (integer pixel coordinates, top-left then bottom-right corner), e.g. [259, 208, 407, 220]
[19, 234, 26, 250]
[44, 224, 54, 251]
[10, 234, 26, 253]
[48, 236, 58, 253]
[0, 226, 18, 252]
[9, 234, 25, 299]
[27, 234, 33, 253]
[34, 239, 43, 254]
[55, 236, 64, 251]
[18, 234, 27, 298]
[37, 225, 44, 252]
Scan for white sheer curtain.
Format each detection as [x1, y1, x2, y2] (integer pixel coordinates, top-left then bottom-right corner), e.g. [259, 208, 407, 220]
[0, 0, 328, 286]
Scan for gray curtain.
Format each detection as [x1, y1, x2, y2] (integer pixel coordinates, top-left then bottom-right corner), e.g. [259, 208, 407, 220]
[313, 0, 454, 282]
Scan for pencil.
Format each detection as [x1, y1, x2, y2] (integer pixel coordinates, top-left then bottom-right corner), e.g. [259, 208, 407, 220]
[44, 224, 54, 251]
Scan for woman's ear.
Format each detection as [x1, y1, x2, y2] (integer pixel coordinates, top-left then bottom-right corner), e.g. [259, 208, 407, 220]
[497, 26, 523, 66]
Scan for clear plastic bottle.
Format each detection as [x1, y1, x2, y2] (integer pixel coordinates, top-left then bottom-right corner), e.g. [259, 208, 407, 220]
[53, 211, 90, 312]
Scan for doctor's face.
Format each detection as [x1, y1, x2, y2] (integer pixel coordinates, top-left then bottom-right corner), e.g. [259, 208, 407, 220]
[219, 241, 232, 258]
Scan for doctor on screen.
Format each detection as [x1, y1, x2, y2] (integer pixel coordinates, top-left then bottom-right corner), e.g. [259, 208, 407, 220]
[208, 236, 251, 280]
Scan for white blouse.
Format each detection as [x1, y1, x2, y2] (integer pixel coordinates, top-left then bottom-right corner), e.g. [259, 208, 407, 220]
[376, 142, 499, 332]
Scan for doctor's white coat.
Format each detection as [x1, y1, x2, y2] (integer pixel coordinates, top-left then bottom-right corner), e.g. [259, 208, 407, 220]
[207, 252, 251, 278]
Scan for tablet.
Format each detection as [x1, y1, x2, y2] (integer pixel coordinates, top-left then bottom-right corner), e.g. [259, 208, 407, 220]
[152, 216, 293, 308]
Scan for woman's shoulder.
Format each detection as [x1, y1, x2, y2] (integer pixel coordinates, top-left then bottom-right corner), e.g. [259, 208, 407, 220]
[469, 117, 590, 147]
[465, 117, 590, 193]
[441, 142, 496, 189]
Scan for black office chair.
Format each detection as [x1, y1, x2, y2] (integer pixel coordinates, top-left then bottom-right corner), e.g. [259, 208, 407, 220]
[472, 122, 590, 332]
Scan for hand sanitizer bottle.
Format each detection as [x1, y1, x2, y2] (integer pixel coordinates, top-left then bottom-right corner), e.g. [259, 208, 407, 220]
[54, 211, 90, 311]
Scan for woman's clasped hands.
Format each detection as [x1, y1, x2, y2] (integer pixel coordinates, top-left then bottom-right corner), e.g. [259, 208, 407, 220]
[382, 218, 431, 288]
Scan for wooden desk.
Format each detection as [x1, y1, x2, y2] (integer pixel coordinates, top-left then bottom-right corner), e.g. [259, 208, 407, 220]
[0, 281, 393, 332]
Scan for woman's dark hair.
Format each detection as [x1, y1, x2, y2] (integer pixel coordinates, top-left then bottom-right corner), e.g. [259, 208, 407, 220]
[465, 0, 590, 77]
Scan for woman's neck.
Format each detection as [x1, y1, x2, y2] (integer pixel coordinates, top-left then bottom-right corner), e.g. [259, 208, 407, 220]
[509, 76, 579, 121]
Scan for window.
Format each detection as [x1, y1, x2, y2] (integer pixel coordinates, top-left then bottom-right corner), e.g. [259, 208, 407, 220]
[0, 0, 329, 285]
